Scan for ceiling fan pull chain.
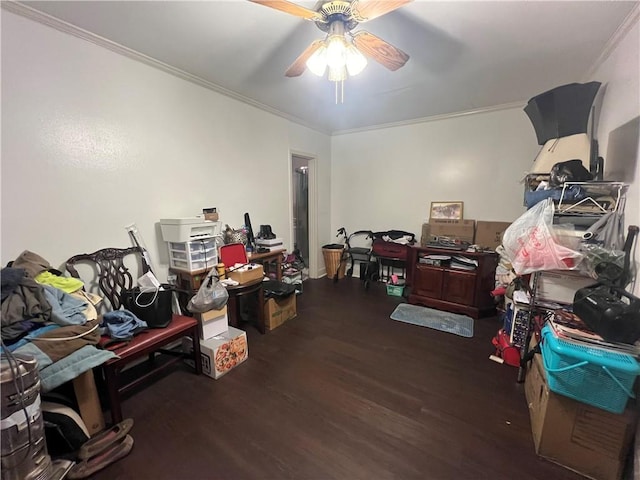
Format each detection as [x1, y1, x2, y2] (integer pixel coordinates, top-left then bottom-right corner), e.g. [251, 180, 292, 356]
[334, 79, 345, 104]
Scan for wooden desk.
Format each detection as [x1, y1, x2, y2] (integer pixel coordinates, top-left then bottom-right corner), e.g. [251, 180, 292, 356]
[170, 267, 213, 292]
[249, 249, 286, 281]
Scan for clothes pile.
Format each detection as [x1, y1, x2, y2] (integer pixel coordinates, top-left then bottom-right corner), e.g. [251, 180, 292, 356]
[1, 250, 133, 391]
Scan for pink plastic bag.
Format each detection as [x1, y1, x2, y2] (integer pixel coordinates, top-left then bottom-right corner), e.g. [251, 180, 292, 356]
[502, 198, 583, 275]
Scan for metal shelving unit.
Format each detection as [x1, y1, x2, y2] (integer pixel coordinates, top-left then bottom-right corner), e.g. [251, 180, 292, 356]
[515, 180, 630, 383]
[557, 181, 627, 215]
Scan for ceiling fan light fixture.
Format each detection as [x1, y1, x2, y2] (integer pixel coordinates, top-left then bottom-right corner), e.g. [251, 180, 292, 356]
[345, 43, 367, 76]
[326, 35, 347, 69]
[306, 44, 328, 76]
[328, 65, 347, 82]
[255, 0, 412, 101]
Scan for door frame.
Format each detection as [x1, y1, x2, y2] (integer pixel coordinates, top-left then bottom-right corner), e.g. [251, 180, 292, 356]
[289, 150, 318, 279]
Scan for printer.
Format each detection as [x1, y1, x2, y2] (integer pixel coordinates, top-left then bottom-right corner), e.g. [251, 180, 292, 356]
[160, 216, 221, 243]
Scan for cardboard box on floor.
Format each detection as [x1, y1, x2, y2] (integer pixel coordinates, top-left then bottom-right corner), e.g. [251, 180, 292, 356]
[420, 219, 475, 246]
[525, 352, 637, 480]
[195, 306, 228, 340]
[264, 294, 297, 331]
[474, 221, 511, 250]
[182, 326, 248, 379]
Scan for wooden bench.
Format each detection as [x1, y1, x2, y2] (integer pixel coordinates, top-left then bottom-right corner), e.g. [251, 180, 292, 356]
[66, 247, 201, 424]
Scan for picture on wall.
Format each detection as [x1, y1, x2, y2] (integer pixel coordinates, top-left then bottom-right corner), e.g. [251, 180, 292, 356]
[430, 201, 464, 220]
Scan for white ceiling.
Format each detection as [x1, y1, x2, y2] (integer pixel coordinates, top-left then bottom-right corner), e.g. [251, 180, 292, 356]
[17, 0, 638, 134]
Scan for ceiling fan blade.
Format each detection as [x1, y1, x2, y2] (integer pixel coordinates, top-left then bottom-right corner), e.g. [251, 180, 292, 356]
[249, 0, 323, 21]
[352, 31, 409, 71]
[350, 0, 413, 22]
[285, 40, 324, 77]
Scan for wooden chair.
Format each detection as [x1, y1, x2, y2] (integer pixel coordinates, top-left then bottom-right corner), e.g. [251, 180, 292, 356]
[66, 247, 201, 424]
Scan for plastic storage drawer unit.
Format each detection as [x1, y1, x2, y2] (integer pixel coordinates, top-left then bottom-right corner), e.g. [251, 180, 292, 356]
[540, 324, 640, 413]
[169, 247, 218, 272]
[169, 239, 216, 253]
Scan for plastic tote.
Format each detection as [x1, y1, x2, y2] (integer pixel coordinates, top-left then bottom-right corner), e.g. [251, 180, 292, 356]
[540, 324, 640, 413]
[322, 244, 346, 280]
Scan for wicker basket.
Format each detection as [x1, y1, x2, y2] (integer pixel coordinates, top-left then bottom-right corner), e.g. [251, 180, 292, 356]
[322, 244, 346, 280]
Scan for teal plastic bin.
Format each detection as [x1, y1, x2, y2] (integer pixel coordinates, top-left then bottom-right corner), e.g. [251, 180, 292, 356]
[541, 324, 640, 413]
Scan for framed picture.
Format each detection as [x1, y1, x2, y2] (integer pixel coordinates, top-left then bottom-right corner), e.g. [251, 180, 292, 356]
[430, 201, 464, 220]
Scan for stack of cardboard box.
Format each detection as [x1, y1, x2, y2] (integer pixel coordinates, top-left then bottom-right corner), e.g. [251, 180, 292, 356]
[187, 304, 248, 380]
[420, 219, 511, 250]
[525, 350, 637, 480]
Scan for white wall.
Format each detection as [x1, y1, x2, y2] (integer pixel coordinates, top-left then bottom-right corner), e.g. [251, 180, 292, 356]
[589, 15, 640, 296]
[331, 13, 639, 290]
[2, 9, 637, 284]
[1, 11, 331, 280]
[331, 107, 541, 237]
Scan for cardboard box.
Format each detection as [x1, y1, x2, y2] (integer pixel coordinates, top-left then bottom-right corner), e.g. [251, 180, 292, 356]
[533, 270, 597, 305]
[227, 264, 264, 284]
[420, 223, 431, 247]
[474, 221, 511, 250]
[195, 306, 228, 340]
[525, 353, 636, 480]
[264, 294, 297, 331]
[202, 208, 218, 221]
[195, 305, 227, 323]
[182, 326, 248, 379]
[427, 219, 475, 244]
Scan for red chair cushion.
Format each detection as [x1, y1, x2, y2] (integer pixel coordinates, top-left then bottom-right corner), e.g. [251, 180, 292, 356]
[102, 315, 197, 363]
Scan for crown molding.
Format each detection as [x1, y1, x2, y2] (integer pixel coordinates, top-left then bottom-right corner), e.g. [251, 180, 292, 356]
[332, 101, 526, 136]
[2, 1, 332, 135]
[583, 2, 640, 80]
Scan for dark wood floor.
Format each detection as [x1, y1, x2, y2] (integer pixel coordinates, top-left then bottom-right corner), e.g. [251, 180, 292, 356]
[94, 278, 587, 480]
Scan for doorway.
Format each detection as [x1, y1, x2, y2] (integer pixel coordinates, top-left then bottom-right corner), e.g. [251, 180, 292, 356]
[292, 155, 310, 272]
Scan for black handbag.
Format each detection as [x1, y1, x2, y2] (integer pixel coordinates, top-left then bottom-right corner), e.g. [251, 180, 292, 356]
[121, 284, 175, 328]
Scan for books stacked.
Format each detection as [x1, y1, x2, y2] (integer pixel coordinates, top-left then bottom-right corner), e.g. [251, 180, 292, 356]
[548, 309, 640, 356]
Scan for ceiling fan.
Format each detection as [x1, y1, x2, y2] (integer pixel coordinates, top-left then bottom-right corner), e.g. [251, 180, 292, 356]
[250, 0, 412, 82]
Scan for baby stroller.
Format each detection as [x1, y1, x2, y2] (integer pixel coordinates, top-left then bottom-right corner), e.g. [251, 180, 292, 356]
[335, 227, 378, 289]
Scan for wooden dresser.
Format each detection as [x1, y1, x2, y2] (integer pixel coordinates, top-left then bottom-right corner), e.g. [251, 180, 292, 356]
[406, 245, 498, 319]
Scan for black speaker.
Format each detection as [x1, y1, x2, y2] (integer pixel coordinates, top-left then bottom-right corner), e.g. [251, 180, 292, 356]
[573, 285, 640, 344]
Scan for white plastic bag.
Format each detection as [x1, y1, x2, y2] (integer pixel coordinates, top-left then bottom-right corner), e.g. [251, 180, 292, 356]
[187, 269, 229, 313]
[502, 198, 583, 275]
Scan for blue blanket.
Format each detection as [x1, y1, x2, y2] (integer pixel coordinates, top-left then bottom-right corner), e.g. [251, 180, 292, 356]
[11, 342, 117, 391]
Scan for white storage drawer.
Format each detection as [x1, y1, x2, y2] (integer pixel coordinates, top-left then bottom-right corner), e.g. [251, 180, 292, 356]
[168, 247, 218, 272]
[169, 239, 216, 253]
[169, 250, 216, 263]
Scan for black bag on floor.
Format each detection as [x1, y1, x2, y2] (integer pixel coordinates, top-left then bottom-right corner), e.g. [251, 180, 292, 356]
[262, 280, 296, 299]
